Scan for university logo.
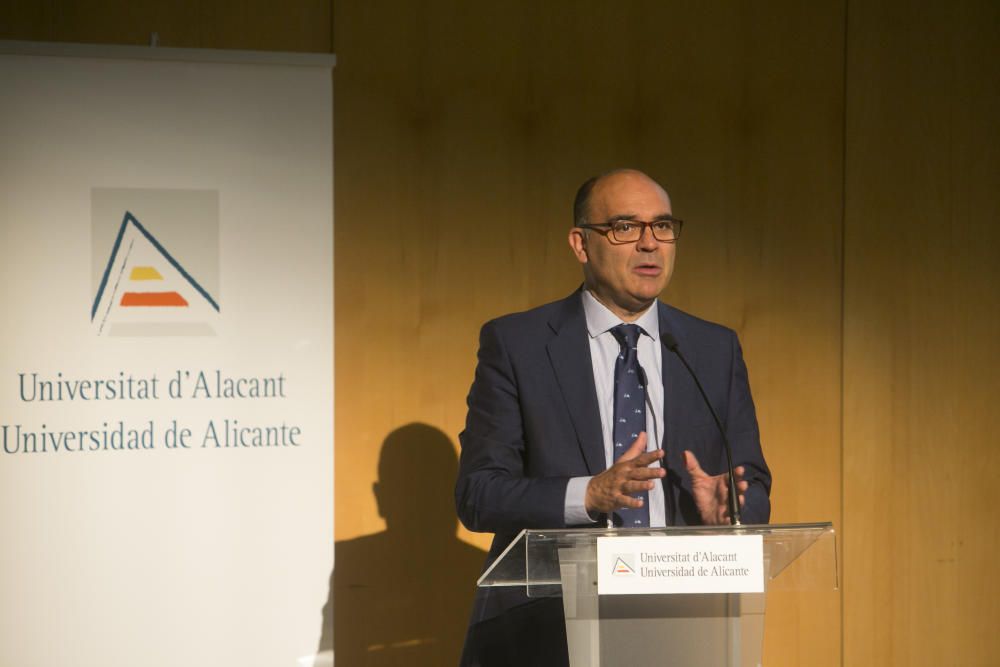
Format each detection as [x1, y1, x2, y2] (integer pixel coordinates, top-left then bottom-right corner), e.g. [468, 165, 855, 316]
[611, 554, 636, 577]
[91, 189, 220, 337]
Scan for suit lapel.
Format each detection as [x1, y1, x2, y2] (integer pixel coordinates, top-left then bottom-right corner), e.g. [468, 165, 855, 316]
[546, 294, 606, 476]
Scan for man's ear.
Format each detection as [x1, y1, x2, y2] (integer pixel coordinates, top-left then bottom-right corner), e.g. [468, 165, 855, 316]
[568, 228, 589, 264]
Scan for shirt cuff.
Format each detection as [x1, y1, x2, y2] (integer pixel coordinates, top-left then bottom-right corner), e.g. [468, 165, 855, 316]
[564, 476, 599, 526]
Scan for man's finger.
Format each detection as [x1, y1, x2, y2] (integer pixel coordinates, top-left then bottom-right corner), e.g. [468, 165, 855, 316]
[631, 448, 665, 468]
[623, 479, 657, 494]
[618, 432, 648, 461]
[683, 450, 706, 477]
[624, 465, 665, 481]
[615, 494, 645, 509]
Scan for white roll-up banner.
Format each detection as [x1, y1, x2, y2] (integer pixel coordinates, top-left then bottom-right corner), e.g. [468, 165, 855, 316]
[0, 41, 335, 667]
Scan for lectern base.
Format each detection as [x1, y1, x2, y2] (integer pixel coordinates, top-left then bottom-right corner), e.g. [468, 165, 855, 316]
[559, 546, 765, 667]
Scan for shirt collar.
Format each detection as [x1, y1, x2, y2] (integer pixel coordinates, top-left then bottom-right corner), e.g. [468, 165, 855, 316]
[581, 289, 660, 341]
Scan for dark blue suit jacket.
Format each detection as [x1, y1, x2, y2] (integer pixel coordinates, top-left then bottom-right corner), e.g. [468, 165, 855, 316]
[456, 291, 771, 626]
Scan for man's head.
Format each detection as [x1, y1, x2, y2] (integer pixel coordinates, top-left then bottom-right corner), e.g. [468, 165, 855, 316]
[568, 169, 678, 321]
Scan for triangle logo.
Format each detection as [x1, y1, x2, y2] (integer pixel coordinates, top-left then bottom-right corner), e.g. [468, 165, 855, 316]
[612, 555, 636, 576]
[91, 211, 220, 337]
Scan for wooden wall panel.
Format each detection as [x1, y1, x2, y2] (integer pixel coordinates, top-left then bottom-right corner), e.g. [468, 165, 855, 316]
[0, 0, 332, 52]
[843, 1, 1000, 665]
[333, 2, 844, 664]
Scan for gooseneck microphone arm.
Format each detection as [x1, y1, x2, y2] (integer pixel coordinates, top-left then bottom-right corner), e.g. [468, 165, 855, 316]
[661, 332, 742, 526]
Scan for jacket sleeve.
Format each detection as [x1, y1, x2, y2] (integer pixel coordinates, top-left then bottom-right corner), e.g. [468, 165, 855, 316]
[724, 331, 772, 524]
[455, 320, 570, 533]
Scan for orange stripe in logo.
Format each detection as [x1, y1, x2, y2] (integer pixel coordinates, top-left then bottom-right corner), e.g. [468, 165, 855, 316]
[120, 292, 189, 307]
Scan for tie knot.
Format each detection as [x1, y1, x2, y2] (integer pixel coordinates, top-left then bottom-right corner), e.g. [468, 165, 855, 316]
[611, 323, 642, 350]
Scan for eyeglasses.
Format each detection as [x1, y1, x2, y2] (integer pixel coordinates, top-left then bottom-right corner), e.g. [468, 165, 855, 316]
[577, 216, 683, 244]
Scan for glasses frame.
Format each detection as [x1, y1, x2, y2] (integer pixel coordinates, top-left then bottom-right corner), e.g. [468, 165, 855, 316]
[576, 216, 684, 245]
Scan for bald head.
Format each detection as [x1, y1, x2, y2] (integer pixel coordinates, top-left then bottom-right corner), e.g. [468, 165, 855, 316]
[573, 169, 671, 228]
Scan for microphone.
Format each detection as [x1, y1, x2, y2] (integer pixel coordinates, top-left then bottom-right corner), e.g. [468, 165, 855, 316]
[661, 332, 742, 526]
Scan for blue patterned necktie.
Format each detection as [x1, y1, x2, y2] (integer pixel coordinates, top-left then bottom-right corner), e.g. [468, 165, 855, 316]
[610, 323, 650, 528]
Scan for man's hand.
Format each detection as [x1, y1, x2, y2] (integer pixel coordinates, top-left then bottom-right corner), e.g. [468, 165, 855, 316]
[683, 450, 749, 525]
[585, 432, 665, 515]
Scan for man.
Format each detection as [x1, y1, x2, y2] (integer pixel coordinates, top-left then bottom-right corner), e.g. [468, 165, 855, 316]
[455, 169, 771, 666]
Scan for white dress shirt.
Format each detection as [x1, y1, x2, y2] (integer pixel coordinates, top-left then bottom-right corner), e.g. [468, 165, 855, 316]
[564, 290, 667, 527]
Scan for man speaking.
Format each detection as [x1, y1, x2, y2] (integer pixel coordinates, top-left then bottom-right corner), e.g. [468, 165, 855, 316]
[455, 169, 771, 666]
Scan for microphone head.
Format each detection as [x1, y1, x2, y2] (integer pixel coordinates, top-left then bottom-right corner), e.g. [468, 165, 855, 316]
[661, 332, 679, 351]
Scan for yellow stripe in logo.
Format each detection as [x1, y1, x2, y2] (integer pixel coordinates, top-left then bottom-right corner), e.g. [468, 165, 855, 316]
[130, 266, 163, 280]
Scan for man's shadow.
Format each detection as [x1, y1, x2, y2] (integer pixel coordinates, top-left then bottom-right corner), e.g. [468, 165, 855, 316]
[318, 423, 486, 666]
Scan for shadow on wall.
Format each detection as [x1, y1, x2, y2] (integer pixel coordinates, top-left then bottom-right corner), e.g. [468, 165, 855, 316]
[319, 423, 486, 666]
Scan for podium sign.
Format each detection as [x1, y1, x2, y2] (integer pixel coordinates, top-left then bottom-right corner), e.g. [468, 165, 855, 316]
[596, 534, 764, 595]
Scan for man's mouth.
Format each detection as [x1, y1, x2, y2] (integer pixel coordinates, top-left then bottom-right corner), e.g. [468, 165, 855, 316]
[634, 264, 661, 276]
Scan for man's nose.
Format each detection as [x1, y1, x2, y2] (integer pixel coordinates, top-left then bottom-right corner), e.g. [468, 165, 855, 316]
[636, 225, 658, 250]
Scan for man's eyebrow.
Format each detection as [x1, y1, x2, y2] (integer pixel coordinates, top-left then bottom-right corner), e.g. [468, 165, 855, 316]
[606, 213, 674, 222]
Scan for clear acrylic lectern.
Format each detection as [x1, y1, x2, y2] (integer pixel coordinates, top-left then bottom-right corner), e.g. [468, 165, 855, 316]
[478, 523, 836, 667]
